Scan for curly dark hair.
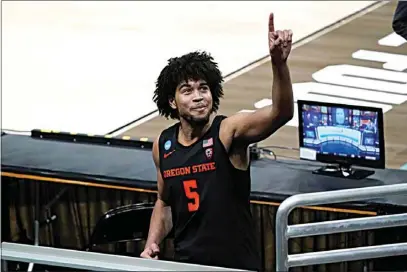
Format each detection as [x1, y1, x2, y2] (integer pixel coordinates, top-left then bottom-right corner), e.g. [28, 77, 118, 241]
[153, 51, 224, 119]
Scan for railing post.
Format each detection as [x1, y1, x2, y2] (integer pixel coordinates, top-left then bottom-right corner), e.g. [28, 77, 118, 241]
[275, 196, 298, 272]
[275, 184, 407, 271]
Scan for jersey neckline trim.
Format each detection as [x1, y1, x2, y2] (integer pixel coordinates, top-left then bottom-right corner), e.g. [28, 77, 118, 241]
[174, 116, 220, 150]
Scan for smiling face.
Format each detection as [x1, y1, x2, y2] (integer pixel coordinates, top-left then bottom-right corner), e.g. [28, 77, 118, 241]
[169, 78, 213, 125]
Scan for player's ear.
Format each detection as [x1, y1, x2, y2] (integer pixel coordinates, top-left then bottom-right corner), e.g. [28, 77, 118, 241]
[169, 97, 177, 110]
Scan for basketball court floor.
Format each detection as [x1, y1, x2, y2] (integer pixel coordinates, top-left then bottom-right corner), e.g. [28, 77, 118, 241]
[2, 1, 406, 169]
[117, 1, 407, 169]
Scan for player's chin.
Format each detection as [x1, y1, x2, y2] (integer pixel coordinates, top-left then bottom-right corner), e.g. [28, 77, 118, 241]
[192, 115, 209, 122]
[190, 112, 210, 124]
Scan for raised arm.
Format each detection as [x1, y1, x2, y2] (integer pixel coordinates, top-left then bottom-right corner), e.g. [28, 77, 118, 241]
[141, 137, 173, 259]
[220, 13, 294, 148]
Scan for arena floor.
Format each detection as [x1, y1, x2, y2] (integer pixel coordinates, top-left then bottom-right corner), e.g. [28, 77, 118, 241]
[3, 1, 406, 169]
[117, 1, 407, 169]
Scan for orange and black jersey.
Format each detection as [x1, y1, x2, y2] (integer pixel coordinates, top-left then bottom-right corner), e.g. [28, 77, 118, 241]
[158, 115, 260, 271]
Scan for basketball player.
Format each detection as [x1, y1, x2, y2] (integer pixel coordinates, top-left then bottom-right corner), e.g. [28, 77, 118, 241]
[140, 13, 294, 271]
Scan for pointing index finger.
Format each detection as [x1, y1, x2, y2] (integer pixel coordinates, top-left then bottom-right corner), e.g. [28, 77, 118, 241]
[269, 13, 274, 33]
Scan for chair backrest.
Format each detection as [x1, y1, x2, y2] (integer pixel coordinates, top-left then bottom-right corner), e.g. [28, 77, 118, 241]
[88, 202, 154, 249]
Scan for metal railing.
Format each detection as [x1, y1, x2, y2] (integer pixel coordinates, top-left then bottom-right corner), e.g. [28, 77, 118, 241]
[1, 242, 249, 271]
[275, 183, 407, 271]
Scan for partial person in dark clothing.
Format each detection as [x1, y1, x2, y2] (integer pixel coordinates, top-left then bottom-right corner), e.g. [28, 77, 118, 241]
[393, 1, 407, 39]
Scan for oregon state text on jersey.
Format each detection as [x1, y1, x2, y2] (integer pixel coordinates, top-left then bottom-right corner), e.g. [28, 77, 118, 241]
[158, 115, 260, 271]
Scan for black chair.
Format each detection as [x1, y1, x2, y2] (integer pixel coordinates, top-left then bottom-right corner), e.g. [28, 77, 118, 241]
[86, 202, 155, 252]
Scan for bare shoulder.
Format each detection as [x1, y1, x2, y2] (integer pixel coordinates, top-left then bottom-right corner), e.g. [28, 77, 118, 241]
[219, 112, 252, 152]
[219, 113, 251, 170]
[152, 133, 169, 204]
[152, 134, 162, 167]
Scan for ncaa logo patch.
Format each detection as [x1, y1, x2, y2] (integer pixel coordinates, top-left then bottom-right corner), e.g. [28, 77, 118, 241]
[164, 140, 171, 151]
[205, 148, 213, 160]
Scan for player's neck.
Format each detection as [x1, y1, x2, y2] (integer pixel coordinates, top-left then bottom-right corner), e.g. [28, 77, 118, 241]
[178, 115, 214, 145]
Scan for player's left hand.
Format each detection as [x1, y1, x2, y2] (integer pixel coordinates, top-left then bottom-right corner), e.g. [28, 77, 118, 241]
[268, 13, 293, 65]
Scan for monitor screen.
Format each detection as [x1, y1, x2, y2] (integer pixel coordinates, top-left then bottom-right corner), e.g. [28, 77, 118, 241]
[297, 100, 385, 168]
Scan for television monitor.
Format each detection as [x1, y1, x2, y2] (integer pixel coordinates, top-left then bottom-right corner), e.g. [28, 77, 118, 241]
[297, 100, 385, 179]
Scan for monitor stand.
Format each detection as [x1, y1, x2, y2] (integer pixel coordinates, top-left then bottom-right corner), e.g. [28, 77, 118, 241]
[312, 163, 375, 180]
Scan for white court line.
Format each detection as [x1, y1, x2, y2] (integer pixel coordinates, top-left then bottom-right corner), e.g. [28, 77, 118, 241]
[1, 130, 31, 136]
[110, 111, 159, 137]
[223, 1, 387, 82]
[110, 1, 387, 137]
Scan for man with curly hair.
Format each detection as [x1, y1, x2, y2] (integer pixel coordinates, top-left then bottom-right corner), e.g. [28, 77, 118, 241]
[140, 13, 294, 271]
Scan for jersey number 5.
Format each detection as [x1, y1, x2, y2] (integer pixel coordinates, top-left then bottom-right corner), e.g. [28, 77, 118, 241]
[183, 179, 200, 212]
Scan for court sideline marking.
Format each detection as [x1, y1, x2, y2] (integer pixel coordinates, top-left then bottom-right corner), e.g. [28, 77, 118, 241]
[109, 1, 387, 137]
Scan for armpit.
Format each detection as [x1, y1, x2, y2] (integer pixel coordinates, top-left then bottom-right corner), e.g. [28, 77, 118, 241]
[228, 145, 250, 171]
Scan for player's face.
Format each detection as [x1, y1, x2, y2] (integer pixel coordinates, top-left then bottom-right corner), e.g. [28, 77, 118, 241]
[171, 79, 213, 125]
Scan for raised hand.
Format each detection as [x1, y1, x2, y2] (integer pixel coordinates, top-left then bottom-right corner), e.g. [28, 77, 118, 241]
[268, 13, 293, 65]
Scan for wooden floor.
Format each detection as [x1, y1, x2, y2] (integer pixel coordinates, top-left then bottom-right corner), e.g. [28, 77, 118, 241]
[120, 2, 407, 169]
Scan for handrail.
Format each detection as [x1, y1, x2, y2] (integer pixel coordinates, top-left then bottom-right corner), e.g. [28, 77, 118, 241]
[287, 213, 407, 238]
[275, 183, 407, 271]
[288, 242, 407, 267]
[1, 242, 249, 271]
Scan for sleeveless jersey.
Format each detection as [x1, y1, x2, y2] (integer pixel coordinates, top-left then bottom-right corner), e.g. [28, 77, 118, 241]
[158, 115, 260, 271]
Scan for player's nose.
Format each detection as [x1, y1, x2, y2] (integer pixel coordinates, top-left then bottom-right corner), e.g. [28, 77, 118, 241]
[192, 93, 204, 103]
